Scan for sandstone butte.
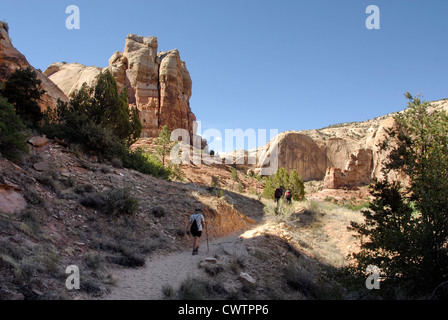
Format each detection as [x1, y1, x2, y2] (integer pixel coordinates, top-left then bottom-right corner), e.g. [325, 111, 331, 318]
[44, 34, 197, 141]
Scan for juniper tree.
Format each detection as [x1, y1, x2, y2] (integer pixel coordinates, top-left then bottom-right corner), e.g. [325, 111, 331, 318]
[155, 125, 172, 167]
[349, 93, 448, 297]
[0, 67, 45, 127]
[0, 96, 29, 161]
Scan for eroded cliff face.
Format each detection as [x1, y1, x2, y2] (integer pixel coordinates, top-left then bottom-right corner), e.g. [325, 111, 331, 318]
[44, 34, 196, 139]
[244, 98, 448, 188]
[0, 22, 68, 110]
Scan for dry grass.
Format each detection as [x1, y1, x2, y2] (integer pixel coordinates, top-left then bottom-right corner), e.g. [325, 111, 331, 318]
[262, 198, 364, 268]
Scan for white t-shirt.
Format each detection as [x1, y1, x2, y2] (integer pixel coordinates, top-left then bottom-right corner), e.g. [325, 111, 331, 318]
[190, 213, 204, 231]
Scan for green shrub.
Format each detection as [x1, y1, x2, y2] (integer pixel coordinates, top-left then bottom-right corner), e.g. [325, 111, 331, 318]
[0, 67, 45, 127]
[106, 251, 145, 268]
[80, 192, 106, 210]
[123, 148, 170, 179]
[0, 96, 29, 161]
[262, 168, 305, 201]
[150, 205, 166, 218]
[1, 21, 9, 33]
[101, 187, 139, 216]
[283, 262, 315, 297]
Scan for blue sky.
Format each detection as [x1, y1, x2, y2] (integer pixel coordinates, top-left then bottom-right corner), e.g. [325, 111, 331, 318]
[1, 0, 448, 151]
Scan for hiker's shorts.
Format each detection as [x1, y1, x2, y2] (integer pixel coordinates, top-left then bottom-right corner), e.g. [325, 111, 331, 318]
[192, 230, 202, 238]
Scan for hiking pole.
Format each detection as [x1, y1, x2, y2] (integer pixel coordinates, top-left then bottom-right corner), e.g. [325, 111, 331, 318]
[206, 223, 210, 252]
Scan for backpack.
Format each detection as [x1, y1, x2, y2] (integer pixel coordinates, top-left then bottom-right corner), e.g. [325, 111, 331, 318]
[275, 188, 281, 198]
[190, 214, 200, 233]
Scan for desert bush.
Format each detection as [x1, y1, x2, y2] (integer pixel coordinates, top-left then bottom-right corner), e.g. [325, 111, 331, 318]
[80, 187, 138, 216]
[19, 207, 42, 236]
[123, 148, 171, 179]
[80, 275, 102, 295]
[23, 188, 44, 206]
[262, 168, 305, 201]
[211, 176, 219, 189]
[74, 183, 95, 195]
[0, 96, 29, 161]
[102, 187, 139, 216]
[150, 205, 166, 218]
[162, 284, 176, 299]
[0, 67, 45, 127]
[106, 248, 145, 268]
[1, 21, 9, 32]
[204, 263, 224, 276]
[175, 277, 208, 300]
[84, 252, 107, 274]
[111, 157, 123, 168]
[167, 278, 229, 300]
[80, 192, 105, 210]
[283, 261, 316, 297]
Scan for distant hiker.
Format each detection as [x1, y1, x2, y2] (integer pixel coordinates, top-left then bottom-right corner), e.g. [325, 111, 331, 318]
[186, 208, 206, 255]
[285, 189, 292, 205]
[274, 186, 285, 212]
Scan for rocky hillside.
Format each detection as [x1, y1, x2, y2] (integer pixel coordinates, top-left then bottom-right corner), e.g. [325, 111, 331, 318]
[0, 136, 267, 299]
[44, 34, 197, 140]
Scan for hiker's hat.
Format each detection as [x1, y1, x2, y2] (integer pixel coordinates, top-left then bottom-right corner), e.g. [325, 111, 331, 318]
[195, 208, 202, 212]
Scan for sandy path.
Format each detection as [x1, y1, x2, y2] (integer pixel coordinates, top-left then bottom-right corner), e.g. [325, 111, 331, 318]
[103, 232, 244, 300]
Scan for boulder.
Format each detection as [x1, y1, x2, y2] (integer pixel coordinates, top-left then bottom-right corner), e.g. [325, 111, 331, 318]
[217, 241, 249, 257]
[0, 184, 26, 215]
[33, 162, 50, 172]
[238, 272, 257, 286]
[28, 136, 49, 148]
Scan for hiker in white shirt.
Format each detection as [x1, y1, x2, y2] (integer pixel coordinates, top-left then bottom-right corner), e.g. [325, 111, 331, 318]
[186, 208, 206, 255]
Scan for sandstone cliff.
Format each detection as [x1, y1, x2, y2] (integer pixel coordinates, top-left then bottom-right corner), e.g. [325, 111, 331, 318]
[239, 98, 448, 189]
[0, 22, 68, 110]
[44, 34, 197, 139]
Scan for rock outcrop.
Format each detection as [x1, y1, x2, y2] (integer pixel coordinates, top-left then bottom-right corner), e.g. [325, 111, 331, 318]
[255, 131, 328, 181]
[45, 34, 197, 139]
[238, 98, 448, 188]
[323, 149, 373, 189]
[43, 63, 102, 98]
[0, 22, 68, 110]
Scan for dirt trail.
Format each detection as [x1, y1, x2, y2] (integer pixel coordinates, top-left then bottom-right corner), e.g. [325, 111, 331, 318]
[103, 231, 247, 300]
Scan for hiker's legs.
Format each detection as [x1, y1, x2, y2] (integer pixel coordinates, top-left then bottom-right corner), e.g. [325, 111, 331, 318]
[192, 236, 200, 254]
[194, 237, 200, 250]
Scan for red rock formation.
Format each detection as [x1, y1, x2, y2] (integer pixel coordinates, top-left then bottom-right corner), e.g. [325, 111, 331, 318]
[323, 149, 373, 189]
[0, 22, 68, 110]
[45, 34, 197, 140]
